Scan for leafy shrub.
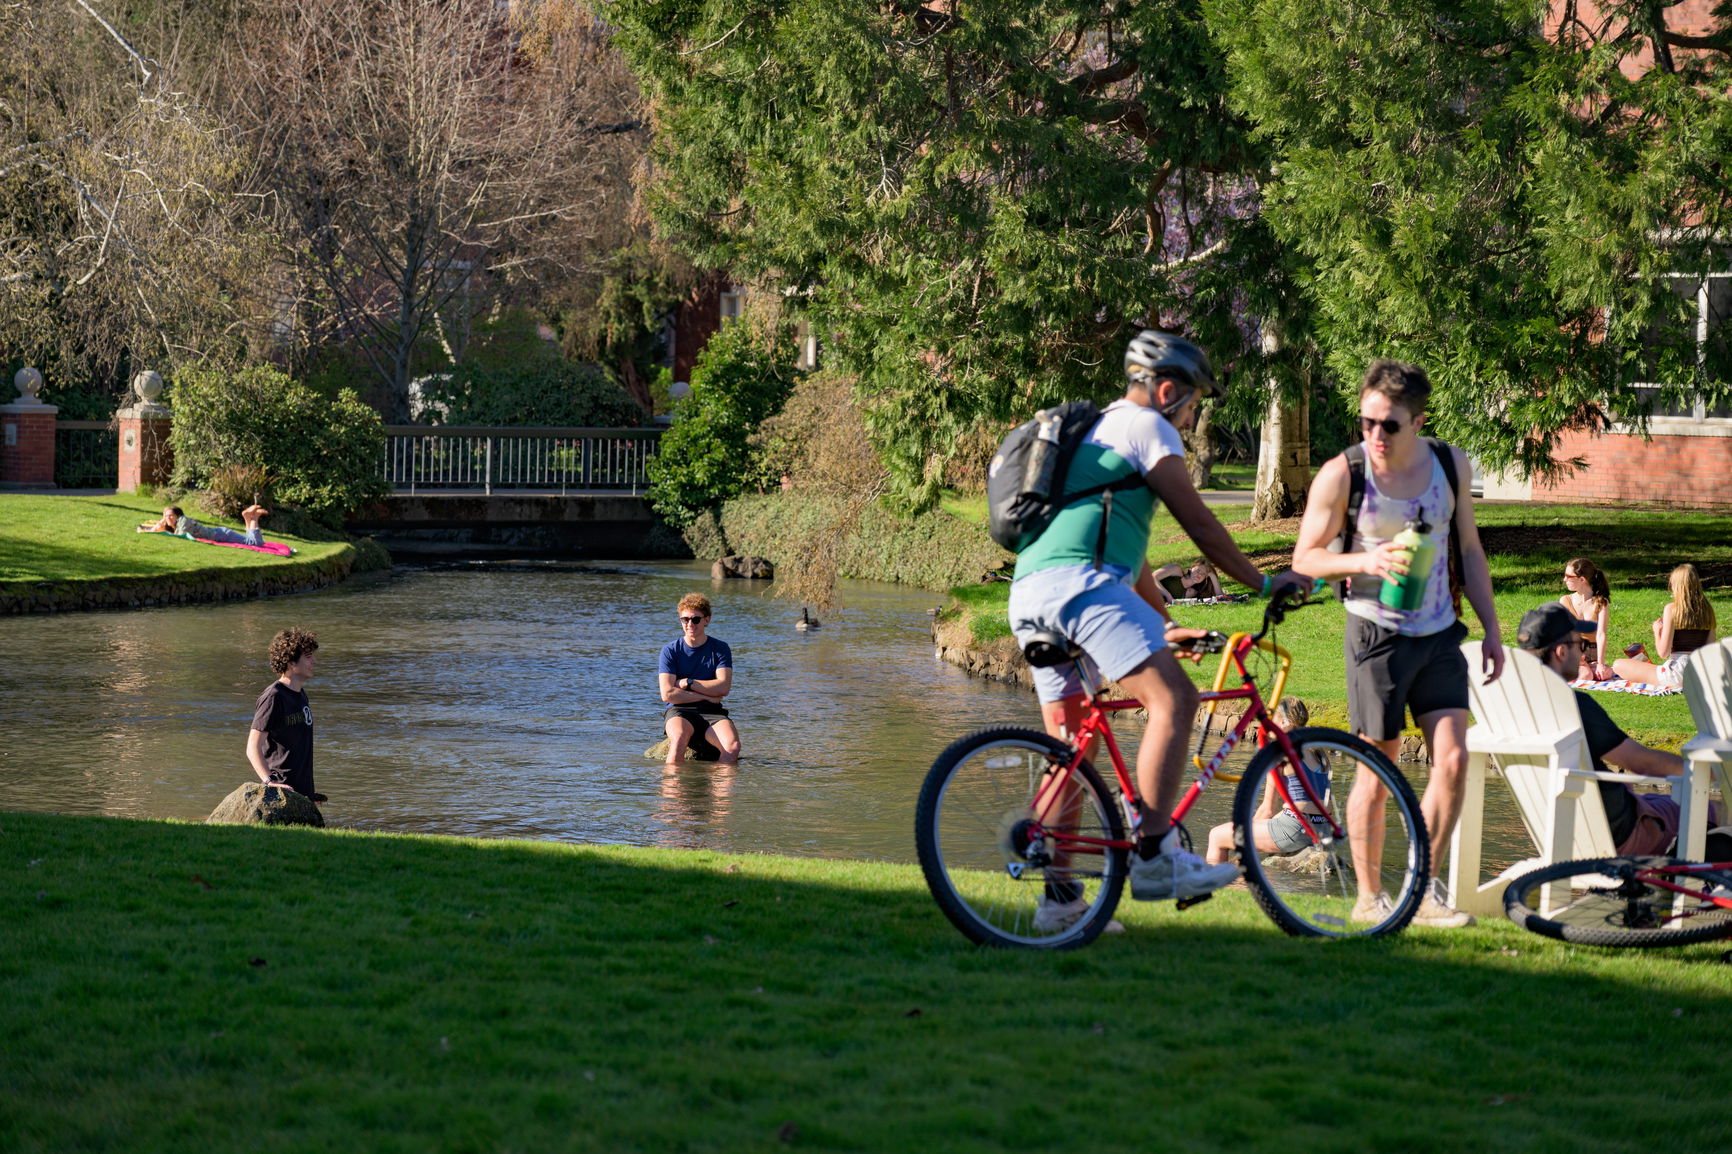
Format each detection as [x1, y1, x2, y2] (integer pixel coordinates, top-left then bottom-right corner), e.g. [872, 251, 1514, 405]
[169, 364, 388, 526]
[416, 361, 647, 427]
[647, 323, 798, 528]
[198, 463, 274, 520]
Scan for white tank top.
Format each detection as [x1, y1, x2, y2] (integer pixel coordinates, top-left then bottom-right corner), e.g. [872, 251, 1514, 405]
[1343, 452, 1457, 636]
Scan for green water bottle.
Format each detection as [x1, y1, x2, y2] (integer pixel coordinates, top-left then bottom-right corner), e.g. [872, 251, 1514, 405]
[1380, 517, 1434, 611]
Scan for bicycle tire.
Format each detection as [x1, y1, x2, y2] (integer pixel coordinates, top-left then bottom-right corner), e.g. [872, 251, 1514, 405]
[1503, 856, 1732, 948]
[1232, 727, 1429, 938]
[915, 727, 1126, 949]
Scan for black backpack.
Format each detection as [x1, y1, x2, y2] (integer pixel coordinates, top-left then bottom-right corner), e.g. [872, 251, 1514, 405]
[986, 400, 1145, 563]
[1335, 437, 1464, 616]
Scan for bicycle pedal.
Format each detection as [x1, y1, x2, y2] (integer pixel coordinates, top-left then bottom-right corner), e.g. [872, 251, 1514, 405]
[1175, 893, 1213, 911]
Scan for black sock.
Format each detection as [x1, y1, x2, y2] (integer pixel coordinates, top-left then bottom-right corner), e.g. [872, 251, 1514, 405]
[1137, 835, 1164, 861]
[1044, 880, 1083, 904]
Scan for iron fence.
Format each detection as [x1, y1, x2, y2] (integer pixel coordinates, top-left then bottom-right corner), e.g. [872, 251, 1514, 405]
[382, 426, 662, 494]
[54, 420, 117, 490]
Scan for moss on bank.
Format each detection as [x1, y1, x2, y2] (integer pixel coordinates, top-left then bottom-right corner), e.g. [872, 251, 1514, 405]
[699, 492, 1008, 591]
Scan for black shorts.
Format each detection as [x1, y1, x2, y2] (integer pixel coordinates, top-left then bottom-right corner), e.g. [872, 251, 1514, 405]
[663, 703, 730, 758]
[1345, 616, 1469, 741]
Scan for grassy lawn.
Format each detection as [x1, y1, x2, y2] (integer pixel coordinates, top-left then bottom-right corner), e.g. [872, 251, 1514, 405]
[0, 493, 347, 583]
[2, 810, 1727, 1153]
[946, 501, 1732, 748]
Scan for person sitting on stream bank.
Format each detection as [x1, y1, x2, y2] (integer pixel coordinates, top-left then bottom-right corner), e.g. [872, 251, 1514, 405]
[139, 504, 282, 549]
[247, 627, 325, 803]
[658, 593, 741, 767]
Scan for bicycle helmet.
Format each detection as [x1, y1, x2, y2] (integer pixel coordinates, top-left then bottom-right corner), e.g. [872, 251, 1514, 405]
[1123, 330, 1218, 397]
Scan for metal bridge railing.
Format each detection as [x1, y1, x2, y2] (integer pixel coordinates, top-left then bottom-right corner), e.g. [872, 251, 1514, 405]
[381, 426, 662, 495]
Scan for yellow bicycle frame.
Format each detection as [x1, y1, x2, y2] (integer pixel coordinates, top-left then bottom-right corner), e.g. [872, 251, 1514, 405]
[1192, 634, 1293, 780]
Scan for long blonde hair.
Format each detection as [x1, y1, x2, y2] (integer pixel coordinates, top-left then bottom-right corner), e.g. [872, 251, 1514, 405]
[1669, 563, 1716, 633]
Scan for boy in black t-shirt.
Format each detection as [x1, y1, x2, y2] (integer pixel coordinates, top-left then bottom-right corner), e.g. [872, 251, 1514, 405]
[246, 628, 323, 802]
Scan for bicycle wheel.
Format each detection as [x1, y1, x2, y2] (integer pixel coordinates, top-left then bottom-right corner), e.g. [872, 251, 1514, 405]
[1503, 856, 1732, 948]
[915, 727, 1127, 949]
[1232, 726, 1429, 938]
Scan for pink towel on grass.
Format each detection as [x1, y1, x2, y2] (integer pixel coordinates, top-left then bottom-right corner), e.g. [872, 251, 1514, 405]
[203, 538, 294, 556]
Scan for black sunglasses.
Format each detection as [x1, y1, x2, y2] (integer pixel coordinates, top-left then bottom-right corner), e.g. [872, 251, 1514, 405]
[679, 615, 705, 624]
[1359, 415, 1408, 436]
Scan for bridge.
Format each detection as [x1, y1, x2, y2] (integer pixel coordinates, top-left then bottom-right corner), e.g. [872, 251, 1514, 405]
[345, 426, 674, 559]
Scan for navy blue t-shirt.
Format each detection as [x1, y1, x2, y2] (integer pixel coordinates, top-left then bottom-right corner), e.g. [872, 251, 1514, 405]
[659, 637, 733, 687]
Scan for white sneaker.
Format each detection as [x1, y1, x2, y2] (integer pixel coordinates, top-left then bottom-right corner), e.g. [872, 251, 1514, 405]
[1129, 835, 1241, 902]
[1033, 894, 1124, 935]
[1412, 877, 1475, 928]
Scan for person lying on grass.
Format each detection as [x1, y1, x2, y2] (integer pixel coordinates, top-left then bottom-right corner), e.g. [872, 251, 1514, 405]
[139, 504, 274, 548]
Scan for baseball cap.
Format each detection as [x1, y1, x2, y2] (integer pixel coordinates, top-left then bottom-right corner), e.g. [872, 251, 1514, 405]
[1515, 602, 1596, 651]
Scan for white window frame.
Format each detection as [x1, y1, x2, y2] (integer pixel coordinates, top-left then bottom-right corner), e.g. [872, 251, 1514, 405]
[1622, 269, 1732, 436]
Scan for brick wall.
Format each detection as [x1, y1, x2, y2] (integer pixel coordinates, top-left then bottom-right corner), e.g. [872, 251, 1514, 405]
[1534, 427, 1732, 508]
[0, 407, 57, 486]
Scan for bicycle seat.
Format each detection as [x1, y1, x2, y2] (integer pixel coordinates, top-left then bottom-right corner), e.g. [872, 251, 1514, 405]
[1022, 630, 1082, 668]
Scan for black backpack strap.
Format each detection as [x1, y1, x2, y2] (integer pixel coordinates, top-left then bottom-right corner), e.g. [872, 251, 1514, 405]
[1425, 438, 1465, 617]
[1077, 472, 1148, 569]
[1334, 444, 1367, 598]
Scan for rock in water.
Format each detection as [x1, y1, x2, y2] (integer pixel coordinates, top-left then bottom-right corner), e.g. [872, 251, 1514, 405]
[710, 555, 774, 580]
[206, 782, 326, 827]
[644, 732, 722, 762]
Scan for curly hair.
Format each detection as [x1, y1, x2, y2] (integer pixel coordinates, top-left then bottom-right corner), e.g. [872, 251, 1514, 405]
[677, 593, 712, 619]
[268, 628, 319, 674]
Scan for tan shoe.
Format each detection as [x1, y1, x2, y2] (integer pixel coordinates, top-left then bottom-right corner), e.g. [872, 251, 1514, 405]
[1350, 890, 1395, 924]
[1412, 878, 1475, 928]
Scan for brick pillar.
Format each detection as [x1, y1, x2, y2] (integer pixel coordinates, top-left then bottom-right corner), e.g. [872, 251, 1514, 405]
[116, 369, 173, 493]
[0, 367, 57, 489]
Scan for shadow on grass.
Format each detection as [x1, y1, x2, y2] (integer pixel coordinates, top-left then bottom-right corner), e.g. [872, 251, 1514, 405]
[3, 811, 1728, 1152]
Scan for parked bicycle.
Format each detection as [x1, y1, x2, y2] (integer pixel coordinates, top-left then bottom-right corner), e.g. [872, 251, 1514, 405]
[915, 586, 1430, 948]
[1503, 856, 1732, 948]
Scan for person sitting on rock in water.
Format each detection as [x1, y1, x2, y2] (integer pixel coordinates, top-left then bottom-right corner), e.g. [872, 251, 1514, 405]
[246, 627, 325, 803]
[140, 504, 275, 548]
[658, 593, 741, 766]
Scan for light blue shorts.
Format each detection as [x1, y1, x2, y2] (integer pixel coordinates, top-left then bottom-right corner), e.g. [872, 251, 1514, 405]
[1008, 565, 1169, 704]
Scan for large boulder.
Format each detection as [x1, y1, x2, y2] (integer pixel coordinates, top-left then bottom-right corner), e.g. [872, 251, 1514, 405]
[206, 782, 325, 828]
[711, 555, 774, 580]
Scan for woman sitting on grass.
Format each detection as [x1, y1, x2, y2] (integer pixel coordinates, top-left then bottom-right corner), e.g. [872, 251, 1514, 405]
[1612, 563, 1717, 688]
[139, 504, 273, 548]
[1561, 556, 1614, 680]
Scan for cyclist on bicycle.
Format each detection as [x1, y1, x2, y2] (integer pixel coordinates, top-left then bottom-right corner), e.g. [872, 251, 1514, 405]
[1008, 330, 1309, 925]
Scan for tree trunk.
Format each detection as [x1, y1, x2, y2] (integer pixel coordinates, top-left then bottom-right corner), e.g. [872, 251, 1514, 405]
[1183, 403, 1216, 490]
[1252, 377, 1312, 521]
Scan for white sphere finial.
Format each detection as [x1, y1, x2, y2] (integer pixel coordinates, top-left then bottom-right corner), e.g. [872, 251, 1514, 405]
[13, 366, 44, 403]
[133, 370, 164, 405]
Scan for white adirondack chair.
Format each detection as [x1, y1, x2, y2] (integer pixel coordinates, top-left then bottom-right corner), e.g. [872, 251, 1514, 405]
[1680, 638, 1732, 859]
[1446, 644, 1707, 917]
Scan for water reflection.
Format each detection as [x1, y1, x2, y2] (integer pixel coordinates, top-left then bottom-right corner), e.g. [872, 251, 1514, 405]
[0, 560, 1538, 871]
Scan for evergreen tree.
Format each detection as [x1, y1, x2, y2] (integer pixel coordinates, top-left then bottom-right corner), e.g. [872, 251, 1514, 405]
[1209, 0, 1732, 476]
[608, 1, 1313, 506]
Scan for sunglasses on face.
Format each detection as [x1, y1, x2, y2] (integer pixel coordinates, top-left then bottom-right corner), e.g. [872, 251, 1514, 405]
[679, 615, 705, 624]
[1359, 415, 1408, 436]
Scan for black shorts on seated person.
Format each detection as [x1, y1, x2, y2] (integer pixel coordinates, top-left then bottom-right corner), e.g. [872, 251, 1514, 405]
[663, 702, 729, 758]
[1346, 616, 1470, 741]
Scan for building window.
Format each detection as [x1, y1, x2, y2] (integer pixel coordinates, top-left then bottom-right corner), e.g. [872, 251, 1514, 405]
[719, 286, 745, 325]
[1631, 271, 1732, 423]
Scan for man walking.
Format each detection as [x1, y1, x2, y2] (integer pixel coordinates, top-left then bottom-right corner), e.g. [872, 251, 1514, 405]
[1291, 359, 1504, 927]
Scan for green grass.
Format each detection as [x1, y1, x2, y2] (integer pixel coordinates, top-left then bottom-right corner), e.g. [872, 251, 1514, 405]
[2, 810, 1728, 1153]
[0, 494, 346, 582]
[950, 501, 1732, 748]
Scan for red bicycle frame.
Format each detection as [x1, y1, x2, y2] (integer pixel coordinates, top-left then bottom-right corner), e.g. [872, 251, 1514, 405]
[1026, 627, 1343, 858]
